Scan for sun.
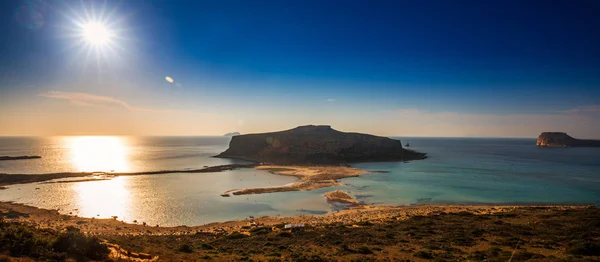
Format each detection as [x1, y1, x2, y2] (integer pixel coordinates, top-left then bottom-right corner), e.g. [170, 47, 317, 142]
[82, 22, 112, 46]
[60, 1, 130, 70]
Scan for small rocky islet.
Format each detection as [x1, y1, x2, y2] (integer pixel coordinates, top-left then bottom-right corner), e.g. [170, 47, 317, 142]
[537, 132, 600, 147]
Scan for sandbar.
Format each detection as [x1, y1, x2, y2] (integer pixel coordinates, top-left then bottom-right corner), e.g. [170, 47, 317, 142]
[224, 165, 367, 196]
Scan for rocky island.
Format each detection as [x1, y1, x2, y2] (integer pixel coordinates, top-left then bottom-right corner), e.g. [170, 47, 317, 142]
[537, 132, 600, 147]
[223, 132, 241, 137]
[216, 125, 426, 164]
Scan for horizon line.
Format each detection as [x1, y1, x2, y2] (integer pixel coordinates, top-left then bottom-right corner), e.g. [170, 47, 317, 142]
[0, 134, 544, 139]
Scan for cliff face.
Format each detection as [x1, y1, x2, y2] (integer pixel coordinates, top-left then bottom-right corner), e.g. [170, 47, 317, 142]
[215, 125, 426, 164]
[537, 132, 600, 147]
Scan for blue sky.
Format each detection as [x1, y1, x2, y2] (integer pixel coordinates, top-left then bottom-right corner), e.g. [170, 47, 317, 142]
[0, 0, 599, 137]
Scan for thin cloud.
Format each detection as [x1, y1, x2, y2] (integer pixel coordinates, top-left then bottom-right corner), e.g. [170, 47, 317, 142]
[39, 91, 211, 116]
[41, 91, 135, 110]
[327, 98, 336, 102]
[69, 100, 114, 110]
[562, 105, 600, 115]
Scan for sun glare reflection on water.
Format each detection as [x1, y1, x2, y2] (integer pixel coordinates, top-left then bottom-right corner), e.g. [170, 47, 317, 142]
[74, 176, 131, 220]
[63, 136, 133, 220]
[65, 136, 131, 172]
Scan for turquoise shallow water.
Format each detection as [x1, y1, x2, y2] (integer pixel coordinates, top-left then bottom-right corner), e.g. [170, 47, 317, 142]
[0, 136, 599, 226]
[346, 138, 600, 206]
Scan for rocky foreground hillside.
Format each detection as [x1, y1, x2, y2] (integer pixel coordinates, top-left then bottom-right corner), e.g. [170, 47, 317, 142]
[215, 125, 426, 164]
[537, 132, 600, 147]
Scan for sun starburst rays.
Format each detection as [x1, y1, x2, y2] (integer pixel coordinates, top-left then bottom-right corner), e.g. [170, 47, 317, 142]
[56, 0, 133, 75]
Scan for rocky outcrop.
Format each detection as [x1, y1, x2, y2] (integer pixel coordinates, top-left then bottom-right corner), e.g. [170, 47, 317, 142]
[215, 125, 426, 164]
[324, 190, 359, 205]
[537, 132, 600, 147]
[223, 132, 241, 137]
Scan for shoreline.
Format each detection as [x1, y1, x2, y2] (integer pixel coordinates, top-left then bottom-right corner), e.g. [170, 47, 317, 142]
[0, 200, 591, 236]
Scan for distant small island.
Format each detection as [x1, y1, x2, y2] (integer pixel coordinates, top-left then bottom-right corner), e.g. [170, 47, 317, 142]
[216, 125, 425, 165]
[0, 155, 41, 161]
[537, 132, 600, 147]
[223, 132, 241, 137]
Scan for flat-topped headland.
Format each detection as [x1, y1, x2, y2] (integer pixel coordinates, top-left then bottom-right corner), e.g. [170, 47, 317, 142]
[0, 155, 41, 161]
[537, 132, 600, 147]
[215, 125, 426, 165]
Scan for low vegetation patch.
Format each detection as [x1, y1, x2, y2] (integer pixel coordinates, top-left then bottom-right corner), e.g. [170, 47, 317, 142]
[177, 243, 194, 253]
[0, 209, 29, 219]
[4, 206, 597, 261]
[101, 207, 600, 261]
[0, 219, 109, 261]
[567, 241, 600, 256]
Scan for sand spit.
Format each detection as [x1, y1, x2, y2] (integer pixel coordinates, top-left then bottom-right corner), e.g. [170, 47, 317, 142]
[0, 164, 257, 186]
[223, 165, 368, 196]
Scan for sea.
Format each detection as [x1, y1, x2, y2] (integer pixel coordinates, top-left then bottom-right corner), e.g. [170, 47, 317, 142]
[1, 136, 599, 226]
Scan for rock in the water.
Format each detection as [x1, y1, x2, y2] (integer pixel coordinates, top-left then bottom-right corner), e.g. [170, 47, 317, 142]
[224, 132, 241, 137]
[215, 125, 426, 164]
[536, 132, 600, 147]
